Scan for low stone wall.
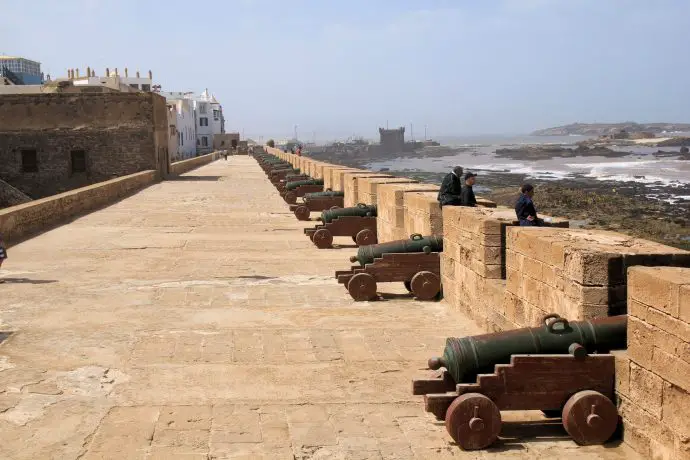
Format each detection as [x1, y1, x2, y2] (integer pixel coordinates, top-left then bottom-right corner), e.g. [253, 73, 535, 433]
[0, 170, 157, 245]
[169, 152, 220, 176]
[0, 178, 32, 208]
[618, 267, 690, 459]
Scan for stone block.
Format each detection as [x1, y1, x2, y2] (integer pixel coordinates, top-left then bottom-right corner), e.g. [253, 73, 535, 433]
[628, 316, 655, 369]
[403, 192, 443, 237]
[646, 307, 690, 343]
[662, 383, 690, 440]
[629, 361, 664, 418]
[652, 348, 690, 392]
[358, 176, 417, 203]
[614, 351, 631, 397]
[629, 266, 689, 317]
[342, 172, 392, 207]
[681, 285, 690, 323]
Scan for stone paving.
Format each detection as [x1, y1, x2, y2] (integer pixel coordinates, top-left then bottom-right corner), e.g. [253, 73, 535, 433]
[0, 158, 638, 459]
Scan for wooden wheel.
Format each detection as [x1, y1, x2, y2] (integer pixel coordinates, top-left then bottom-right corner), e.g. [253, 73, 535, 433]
[403, 281, 412, 292]
[355, 229, 377, 246]
[562, 390, 618, 445]
[312, 229, 333, 249]
[347, 273, 377, 301]
[284, 191, 297, 204]
[445, 393, 501, 450]
[410, 271, 441, 300]
[352, 235, 358, 243]
[294, 206, 310, 221]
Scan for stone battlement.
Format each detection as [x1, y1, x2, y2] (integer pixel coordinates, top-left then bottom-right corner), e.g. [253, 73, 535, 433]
[269, 147, 690, 458]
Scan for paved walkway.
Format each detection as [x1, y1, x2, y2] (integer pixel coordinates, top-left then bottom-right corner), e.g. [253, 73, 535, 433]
[0, 158, 636, 459]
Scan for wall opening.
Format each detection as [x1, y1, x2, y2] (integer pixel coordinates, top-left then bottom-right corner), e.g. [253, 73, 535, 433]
[21, 149, 38, 173]
[71, 150, 87, 174]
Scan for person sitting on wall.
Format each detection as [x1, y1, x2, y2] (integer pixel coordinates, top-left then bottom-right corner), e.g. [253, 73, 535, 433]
[515, 183, 544, 226]
[460, 172, 478, 206]
[0, 233, 7, 284]
[437, 166, 464, 207]
[296, 145, 302, 157]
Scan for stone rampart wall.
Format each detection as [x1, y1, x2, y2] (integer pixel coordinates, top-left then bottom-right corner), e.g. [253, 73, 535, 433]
[264, 146, 690, 456]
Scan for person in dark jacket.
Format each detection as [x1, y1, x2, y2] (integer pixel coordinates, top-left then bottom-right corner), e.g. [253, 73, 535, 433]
[0, 233, 7, 283]
[460, 172, 477, 207]
[437, 166, 464, 207]
[515, 183, 543, 226]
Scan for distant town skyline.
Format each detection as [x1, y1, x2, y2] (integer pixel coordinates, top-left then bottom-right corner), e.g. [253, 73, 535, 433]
[2, 0, 688, 140]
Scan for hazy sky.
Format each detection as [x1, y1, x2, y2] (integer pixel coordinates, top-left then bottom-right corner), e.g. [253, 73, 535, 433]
[2, 0, 688, 140]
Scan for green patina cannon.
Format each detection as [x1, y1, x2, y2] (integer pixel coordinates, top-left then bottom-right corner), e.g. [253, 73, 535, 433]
[336, 234, 443, 301]
[320, 203, 377, 224]
[305, 203, 378, 249]
[412, 314, 627, 450]
[303, 191, 344, 199]
[290, 191, 345, 221]
[284, 179, 324, 191]
[349, 234, 443, 266]
[283, 179, 324, 204]
[428, 314, 627, 384]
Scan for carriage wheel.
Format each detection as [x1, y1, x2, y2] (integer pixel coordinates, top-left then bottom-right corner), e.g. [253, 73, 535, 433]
[445, 393, 501, 450]
[294, 206, 311, 221]
[410, 271, 441, 300]
[355, 229, 377, 246]
[562, 390, 618, 445]
[312, 229, 333, 249]
[284, 191, 297, 204]
[404, 281, 412, 292]
[347, 273, 377, 301]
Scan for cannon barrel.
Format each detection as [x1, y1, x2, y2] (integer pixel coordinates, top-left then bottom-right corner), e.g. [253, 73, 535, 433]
[284, 174, 311, 182]
[285, 179, 324, 191]
[320, 203, 377, 223]
[349, 233, 442, 266]
[428, 314, 628, 384]
[304, 191, 344, 199]
[270, 167, 300, 176]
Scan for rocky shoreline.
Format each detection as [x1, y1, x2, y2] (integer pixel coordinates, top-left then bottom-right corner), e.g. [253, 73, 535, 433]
[304, 149, 690, 250]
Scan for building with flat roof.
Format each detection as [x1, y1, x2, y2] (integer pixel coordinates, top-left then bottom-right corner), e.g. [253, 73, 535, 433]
[0, 56, 43, 85]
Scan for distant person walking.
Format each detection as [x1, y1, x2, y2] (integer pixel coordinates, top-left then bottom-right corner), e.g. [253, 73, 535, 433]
[515, 183, 543, 226]
[460, 172, 478, 207]
[437, 166, 464, 207]
[0, 233, 7, 283]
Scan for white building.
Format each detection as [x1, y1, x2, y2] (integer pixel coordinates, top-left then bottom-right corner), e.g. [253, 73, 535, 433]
[191, 89, 224, 154]
[162, 92, 197, 160]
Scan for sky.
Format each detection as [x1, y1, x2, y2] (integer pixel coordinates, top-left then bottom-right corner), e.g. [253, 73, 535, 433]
[1, 0, 689, 141]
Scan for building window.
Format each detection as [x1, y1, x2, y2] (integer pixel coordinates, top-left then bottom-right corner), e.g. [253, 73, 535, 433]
[141, 84, 151, 92]
[71, 150, 87, 173]
[202, 137, 208, 147]
[129, 84, 139, 89]
[21, 150, 38, 173]
[197, 138, 200, 146]
[199, 104, 207, 114]
[213, 109, 220, 121]
[200, 117, 208, 127]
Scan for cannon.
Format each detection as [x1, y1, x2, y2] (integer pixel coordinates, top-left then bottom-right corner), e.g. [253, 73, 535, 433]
[289, 191, 345, 221]
[320, 203, 377, 224]
[277, 174, 311, 193]
[349, 234, 442, 266]
[335, 234, 442, 301]
[305, 203, 378, 248]
[269, 168, 300, 185]
[282, 179, 324, 204]
[412, 314, 627, 450]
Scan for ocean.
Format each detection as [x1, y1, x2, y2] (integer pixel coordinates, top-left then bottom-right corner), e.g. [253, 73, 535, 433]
[364, 134, 690, 201]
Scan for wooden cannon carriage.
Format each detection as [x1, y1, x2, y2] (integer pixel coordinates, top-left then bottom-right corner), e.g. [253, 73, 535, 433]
[288, 192, 345, 221]
[335, 234, 443, 301]
[411, 315, 625, 450]
[305, 203, 378, 248]
[282, 180, 324, 204]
